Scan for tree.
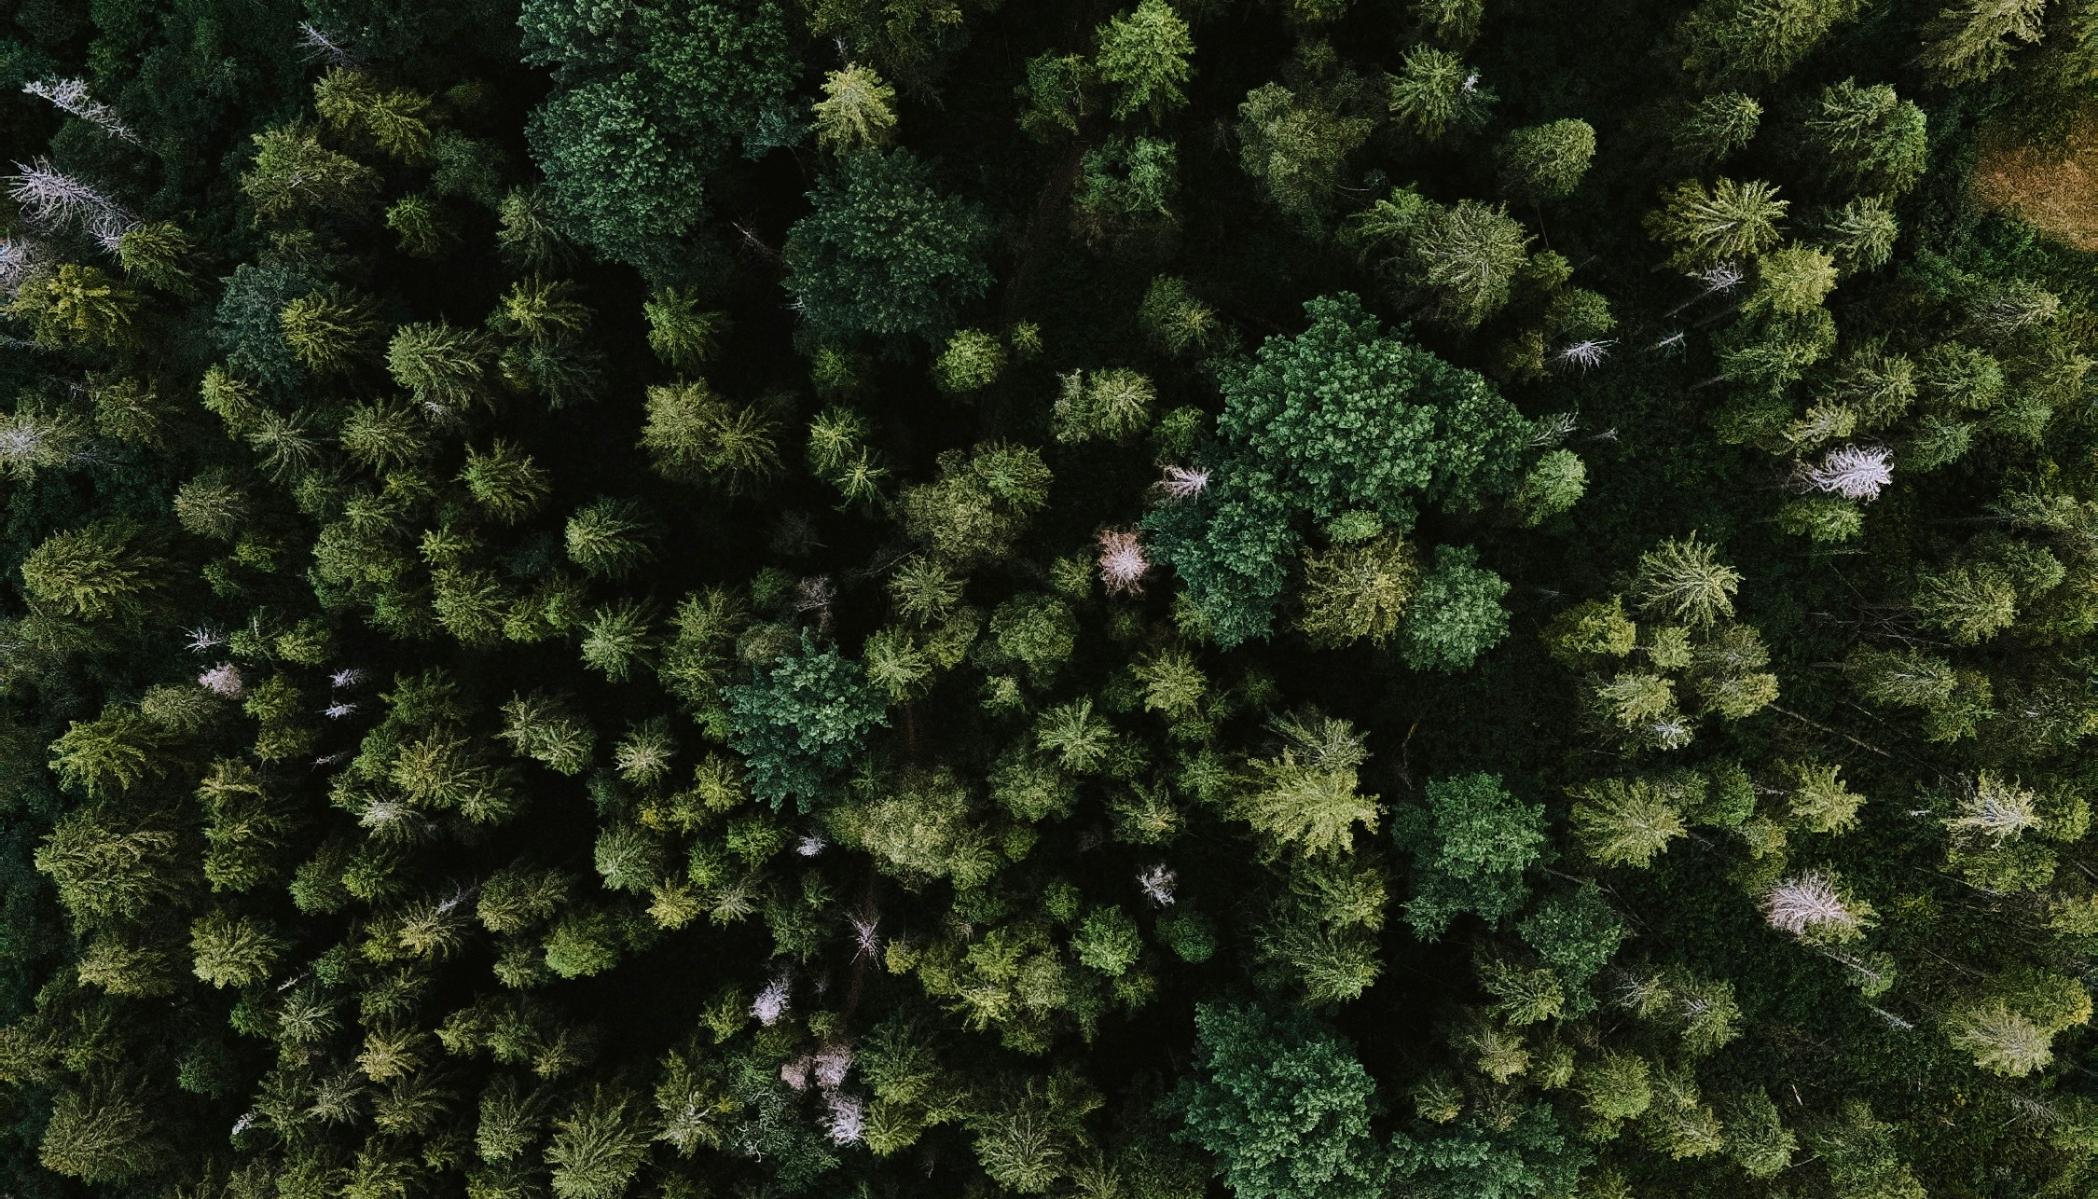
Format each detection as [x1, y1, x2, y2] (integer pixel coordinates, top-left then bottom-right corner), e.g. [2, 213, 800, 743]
[545, 1085, 652, 1199]
[781, 149, 993, 348]
[1237, 82, 1378, 226]
[640, 380, 782, 490]
[1146, 293, 1528, 646]
[1673, 92, 1761, 163]
[1297, 533, 1419, 647]
[281, 288, 381, 373]
[35, 807, 185, 919]
[1517, 882, 1627, 992]
[1403, 199, 1533, 329]
[1401, 545, 1511, 672]
[1396, 773, 1544, 937]
[388, 322, 492, 414]
[1569, 777, 1689, 867]
[20, 521, 168, 622]
[1674, 0, 1867, 86]
[1921, 0, 2050, 85]
[1095, 0, 1195, 121]
[240, 123, 380, 220]
[190, 910, 283, 987]
[1632, 534, 1741, 627]
[1387, 44, 1493, 140]
[9, 263, 142, 348]
[523, 0, 795, 274]
[1054, 367, 1158, 443]
[1388, 1105, 1589, 1199]
[38, 1082, 169, 1182]
[1069, 137, 1179, 250]
[566, 498, 658, 579]
[897, 443, 1054, 567]
[1513, 449, 1587, 524]
[461, 441, 552, 523]
[813, 64, 899, 151]
[1498, 120, 1595, 203]
[1805, 80, 1926, 197]
[725, 632, 887, 810]
[1232, 711, 1381, 857]
[1646, 177, 1788, 269]
[1169, 1003, 1393, 1199]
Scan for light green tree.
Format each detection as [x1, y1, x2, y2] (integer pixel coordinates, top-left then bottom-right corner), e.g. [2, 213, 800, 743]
[1094, 0, 1196, 121]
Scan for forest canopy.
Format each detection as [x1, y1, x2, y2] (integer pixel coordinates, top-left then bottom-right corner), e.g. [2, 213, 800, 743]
[1, 1, 2097, 1199]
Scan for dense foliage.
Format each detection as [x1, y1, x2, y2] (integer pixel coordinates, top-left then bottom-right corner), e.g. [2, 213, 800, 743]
[2, 1, 2098, 1199]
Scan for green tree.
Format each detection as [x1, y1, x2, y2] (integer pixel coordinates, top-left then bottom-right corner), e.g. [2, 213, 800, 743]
[1387, 44, 1493, 140]
[523, 0, 795, 274]
[240, 122, 380, 220]
[1674, 0, 1866, 86]
[1169, 1003, 1393, 1199]
[1094, 0, 1195, 121]
[1146, 294, 1528, 646]
[190, 910, 283, 987]
[38, 1083, 169, 1182]
[897, 443, 1054, 567]
[1401, 545, 1511, 672]
[1237, 82, 1378, 227]
[814, 64, 900, 151]
[1498, 120, 1595, 203]
[20, 521, 168, 622]
[1921, 0, 2049, 85]
[1297, 533, 1419, 647]
[545, 1085, 652, 1199]
[1646, 177, 1788, 269]
[725, 632, 887, 810]
[566, 498, 658, 580]
[640, 380, 782, 490]
[1673, 92, 1761, 163]
[781, 149, 993, 348]
[1395, 773, 1545, 937]
[1632, 534, 1742, 628]
[1233, 711, 1381, 857]
[1805, 80, 1926, 196]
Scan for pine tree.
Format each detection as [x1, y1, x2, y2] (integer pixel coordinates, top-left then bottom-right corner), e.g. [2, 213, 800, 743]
[1646, 178, 1788, 269]
[814, 64, 900, 151]
[1672, 92, 1761, 163]
[20, 521, 168, 622]
[1498, 120, 1596, 203]
[1387, 44, 1493, 140]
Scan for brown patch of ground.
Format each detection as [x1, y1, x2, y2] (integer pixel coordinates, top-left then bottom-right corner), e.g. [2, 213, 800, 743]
[1974, 107, 2098, 251]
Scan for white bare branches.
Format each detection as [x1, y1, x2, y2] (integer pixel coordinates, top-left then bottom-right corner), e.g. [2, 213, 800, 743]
[298, 23, 361, 67]
[6, 159, 137, 251]
[823, 1091, 865, 1145]
[849, 909, 880, 959]
[1553, 339, 1614, 372]
[1528, 412, 1578, 448]
[1136, 863, 1177, 906]
[23, 79, 138, 144]
[1763, 871, 1864, 939]
[1945, 772, 2040, 842]
[0, 237, 46, 299]
[1795, 444, 1892, 502]
[1156, 464, 1209, 501]
[1097, 528, 1149, 596]
[752, 974, 792, 1025]
[330, 667, 367, 689]
[198, 662, 245, 698]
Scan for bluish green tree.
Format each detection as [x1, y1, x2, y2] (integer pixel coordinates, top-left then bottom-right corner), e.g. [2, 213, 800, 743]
[726, 632, 888, 810]
[781, 148, 993, 349]
[1394, 772, 1544, 938]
